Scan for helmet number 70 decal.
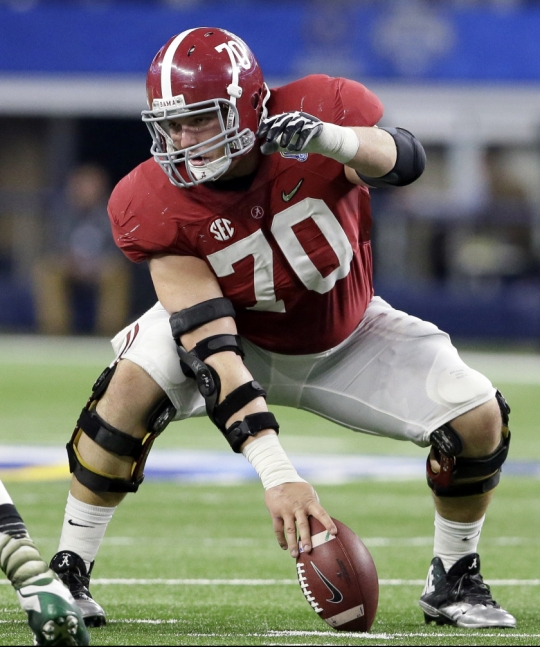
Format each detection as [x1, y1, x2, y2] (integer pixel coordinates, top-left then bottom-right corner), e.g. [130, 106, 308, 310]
[215, 40, 252, 130]
[206, 198, 354, 312]
[215, 41, 252, 72]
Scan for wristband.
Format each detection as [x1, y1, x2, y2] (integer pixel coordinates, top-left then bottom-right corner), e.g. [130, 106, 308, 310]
[307, 123, 360, 164]
[242, 434, 306, 490]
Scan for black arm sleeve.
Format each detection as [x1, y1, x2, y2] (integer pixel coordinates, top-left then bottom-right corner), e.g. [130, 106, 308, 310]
[356, 127, 426, 188]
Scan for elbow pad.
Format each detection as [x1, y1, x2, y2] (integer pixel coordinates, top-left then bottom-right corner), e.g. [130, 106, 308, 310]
[357, 127, 426, 188]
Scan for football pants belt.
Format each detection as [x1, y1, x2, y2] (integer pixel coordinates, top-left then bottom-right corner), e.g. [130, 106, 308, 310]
[426, 390, 511, 497]
[66, 364, 176, 493]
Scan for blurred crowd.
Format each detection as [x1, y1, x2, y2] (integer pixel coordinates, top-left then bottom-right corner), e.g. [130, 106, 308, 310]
[32, 164, 131, 336]
[372, 145, 540, 291]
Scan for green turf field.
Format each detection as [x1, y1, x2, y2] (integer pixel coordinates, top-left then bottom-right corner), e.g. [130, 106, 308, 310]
[0, 335, 539, 645]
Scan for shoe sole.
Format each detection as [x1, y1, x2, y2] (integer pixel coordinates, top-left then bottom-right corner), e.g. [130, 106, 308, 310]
[420, 600, 516, 629]
[420, 600, 450, 626]
[38, 615, 84, 646]
[423, 611, 451, 626]
[82, 614, 107, 628]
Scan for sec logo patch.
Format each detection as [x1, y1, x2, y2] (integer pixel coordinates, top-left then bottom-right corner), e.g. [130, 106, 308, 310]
[210, 218, 235, 241]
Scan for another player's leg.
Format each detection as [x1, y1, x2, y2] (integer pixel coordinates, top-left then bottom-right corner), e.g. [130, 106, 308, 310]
[0, 480, 89, 646]
[419, 392, 516, 628]
[50, 358, 174, 627]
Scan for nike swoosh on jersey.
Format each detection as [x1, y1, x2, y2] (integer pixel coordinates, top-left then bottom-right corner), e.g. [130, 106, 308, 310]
[311, 562, 344, 603]
[281, 178, 304, 202]
[67, 519, 94, 528]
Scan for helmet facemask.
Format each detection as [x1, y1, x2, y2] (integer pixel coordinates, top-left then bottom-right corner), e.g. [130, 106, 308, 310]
[142, 97, 256, 188]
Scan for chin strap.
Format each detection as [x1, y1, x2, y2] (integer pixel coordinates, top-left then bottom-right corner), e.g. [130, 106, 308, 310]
[187, 154, 231, 182]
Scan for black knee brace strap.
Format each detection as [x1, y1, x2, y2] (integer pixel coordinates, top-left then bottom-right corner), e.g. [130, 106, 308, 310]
[191, 334, 245, 362]
[427, 390, 511, 497]
[180, 334, 244, 378]
[67, 435, 144, 494]
[213, 380, 267, 431]
[76, 409, 143, 458]
[171, 297, 276, 451]
[67, 365, 176, 494]
[171, 297, 239, 393]
[170, 297, 236, 337]
[178, 342, 273, 448]
[224, 412, 280, 453]
[174, 327, 262, 432]
[176, 344, 221, 416]
[178, 341, 268, 430]
[427, 436, 510, 498]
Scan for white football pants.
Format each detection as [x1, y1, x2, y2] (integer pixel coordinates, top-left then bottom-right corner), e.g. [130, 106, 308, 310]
[110, 296, 495, 447]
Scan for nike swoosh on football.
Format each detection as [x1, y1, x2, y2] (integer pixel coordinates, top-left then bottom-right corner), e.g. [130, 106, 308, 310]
[68, 519, 94, 528]
[282, 178, 304, 202]
[311, 562, 344, 603]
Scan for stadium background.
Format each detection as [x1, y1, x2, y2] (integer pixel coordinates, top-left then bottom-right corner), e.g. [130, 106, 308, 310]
[2, 0, 540, 337]
[0, 1, 540, 645]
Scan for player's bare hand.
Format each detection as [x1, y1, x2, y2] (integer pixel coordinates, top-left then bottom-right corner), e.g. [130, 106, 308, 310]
[257, 111, 323, 155]
[264, 481, 337, 558]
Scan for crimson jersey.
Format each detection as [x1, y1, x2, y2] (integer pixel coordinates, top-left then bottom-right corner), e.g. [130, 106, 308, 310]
[109, 75, 383, 354]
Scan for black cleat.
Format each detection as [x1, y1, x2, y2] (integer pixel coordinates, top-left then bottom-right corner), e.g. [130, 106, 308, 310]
[419, 553, 516, 628]
[50, 550, 107, 628]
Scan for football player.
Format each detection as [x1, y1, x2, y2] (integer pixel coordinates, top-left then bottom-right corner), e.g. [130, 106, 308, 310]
[0, 480, 89, 645]
[49, 27, 516, 630]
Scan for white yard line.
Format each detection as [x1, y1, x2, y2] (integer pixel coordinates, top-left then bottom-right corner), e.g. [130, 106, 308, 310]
[94, 578, 540, 586]
[2, 577, 538, 586]
[105, 626, 540, 639]
[1, 619, 535, 639]
[30, 535, 540, 549]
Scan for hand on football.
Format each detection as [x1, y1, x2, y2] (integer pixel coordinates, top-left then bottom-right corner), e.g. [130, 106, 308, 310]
[257, 111, 324, 156]
[264, 481, 337, 558]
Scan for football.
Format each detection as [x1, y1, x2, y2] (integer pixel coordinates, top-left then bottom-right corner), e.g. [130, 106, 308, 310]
[295, 516, 379, 632]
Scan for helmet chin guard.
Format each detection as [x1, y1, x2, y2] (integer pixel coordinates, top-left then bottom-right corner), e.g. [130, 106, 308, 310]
[143, 97, 256, 187]
[142, 27, 268, 188]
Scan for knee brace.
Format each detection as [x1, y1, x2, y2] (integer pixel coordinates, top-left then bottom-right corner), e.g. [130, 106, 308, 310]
[66, 364, 176, 494]
[170, 298, 279, 452]
[426, 390, 511, 497]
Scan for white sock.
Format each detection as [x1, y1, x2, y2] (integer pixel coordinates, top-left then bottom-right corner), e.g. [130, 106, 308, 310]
[58, 493, 116, 571]
[0, 480, 13, 505]
[434, 511, 485, 572]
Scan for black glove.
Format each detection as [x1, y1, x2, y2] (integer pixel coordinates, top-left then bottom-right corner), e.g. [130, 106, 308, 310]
[257, 111, 324, 155]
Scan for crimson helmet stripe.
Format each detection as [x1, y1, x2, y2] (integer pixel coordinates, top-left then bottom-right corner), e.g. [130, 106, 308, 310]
[161, 28, 197, 100]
